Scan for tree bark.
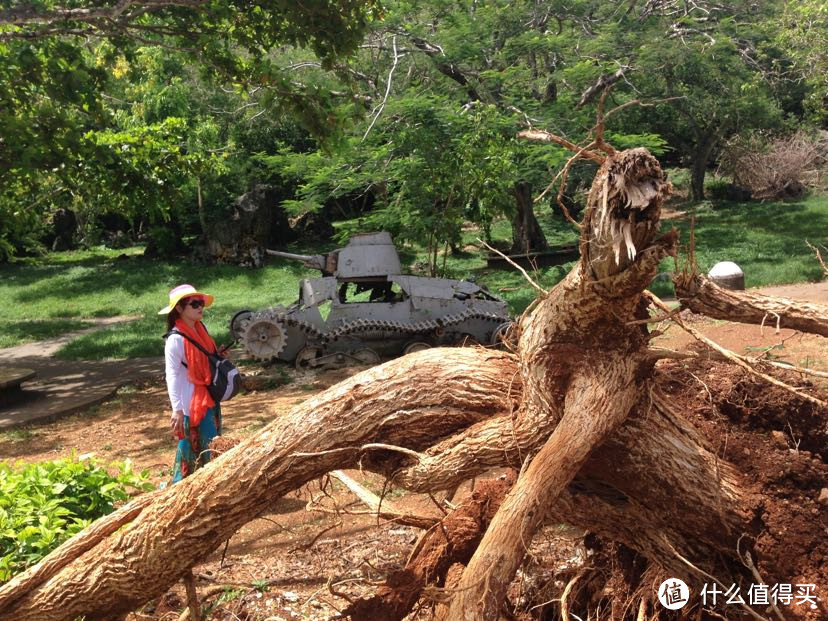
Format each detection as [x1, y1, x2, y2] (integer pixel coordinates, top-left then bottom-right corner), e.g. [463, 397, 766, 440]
[509, 181, 548, 254]
[675, 274, 828, 337]
[446, 353, 644, 620]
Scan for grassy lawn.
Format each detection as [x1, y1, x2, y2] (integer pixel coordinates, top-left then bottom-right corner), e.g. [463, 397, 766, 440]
[663, 196, 828, 287]
[1, 194, 825, 360]
[0, 247, 318, 359]
[0, 319, 95, 349]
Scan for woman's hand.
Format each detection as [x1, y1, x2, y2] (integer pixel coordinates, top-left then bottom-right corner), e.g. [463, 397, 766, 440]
[170, 410, 185, 440]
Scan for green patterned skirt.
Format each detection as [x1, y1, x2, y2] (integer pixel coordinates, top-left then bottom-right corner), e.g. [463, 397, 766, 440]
[172, 405, 222, 484]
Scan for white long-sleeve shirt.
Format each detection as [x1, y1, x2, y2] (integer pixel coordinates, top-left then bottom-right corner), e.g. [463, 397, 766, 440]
[165, 333, 194, 417]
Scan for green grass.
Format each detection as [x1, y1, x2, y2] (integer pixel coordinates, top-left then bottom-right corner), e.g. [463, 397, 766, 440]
[653, 195, 828, 296]
[0, 245, 318, 358]
[1, 194, 826, 360]
[0, 428, 40, 444]
[0, 319, 95, 348]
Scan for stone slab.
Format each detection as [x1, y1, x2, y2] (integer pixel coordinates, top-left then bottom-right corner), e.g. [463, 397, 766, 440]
[0, 354, 161, 431]
[0, 367, 36, 390]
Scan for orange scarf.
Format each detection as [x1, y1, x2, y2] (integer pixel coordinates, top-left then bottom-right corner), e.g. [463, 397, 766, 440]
[174, 319, 216, 427]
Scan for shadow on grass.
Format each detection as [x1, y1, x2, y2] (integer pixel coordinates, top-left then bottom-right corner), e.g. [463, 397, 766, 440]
[1, 254, 313, 322]
[55, 317, 163, 360]
[0, 320, 94, 349]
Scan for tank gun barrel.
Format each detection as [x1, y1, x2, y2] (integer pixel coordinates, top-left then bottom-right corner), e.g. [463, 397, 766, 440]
[266, 249, 327, 272]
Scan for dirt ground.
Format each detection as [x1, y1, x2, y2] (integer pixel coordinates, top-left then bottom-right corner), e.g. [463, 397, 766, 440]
[1, 283, 826, 620]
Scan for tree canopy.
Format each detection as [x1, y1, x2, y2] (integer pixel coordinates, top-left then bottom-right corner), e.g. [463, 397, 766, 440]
[0, 0, 380, 258]
[0, 0, 823, 261]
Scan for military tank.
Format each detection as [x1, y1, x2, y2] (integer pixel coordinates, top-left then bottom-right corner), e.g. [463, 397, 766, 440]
[231, 232, 512, 369]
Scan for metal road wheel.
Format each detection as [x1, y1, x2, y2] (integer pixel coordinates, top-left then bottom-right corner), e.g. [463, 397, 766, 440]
[230, 310, 253, 341]
[242, 315, 288, 360]
[403, 341, 431, 355]
[491, 322, 514, 347]
[295, 346, 320, 370]
[351, 348, 380, 365]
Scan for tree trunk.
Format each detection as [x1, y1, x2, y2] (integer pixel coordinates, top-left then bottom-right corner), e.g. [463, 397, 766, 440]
[690, 131, 718, 201]
[2, 147, 827, 621]
[675, 274, 828, 337]
[196, 177, 206, 237]
[510, 181, 548, 254]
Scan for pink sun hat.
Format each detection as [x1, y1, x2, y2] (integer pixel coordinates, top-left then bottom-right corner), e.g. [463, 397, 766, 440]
[157, 284, 215, 315]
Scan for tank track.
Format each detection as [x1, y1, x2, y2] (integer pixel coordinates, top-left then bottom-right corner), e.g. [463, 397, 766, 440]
[321, 309, 508, 343]
[244, 308, 508, 360]
[243, 309, 326, 341]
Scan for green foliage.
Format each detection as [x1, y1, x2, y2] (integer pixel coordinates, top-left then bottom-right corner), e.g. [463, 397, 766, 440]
[144, 226, 183, 258]
[251, 579, 270, 593]
[0, 0, 822, 265]
[260, 0, 808, 253]
[777, 0, 828, 123]
[0, 455, 153, 582]
[0, 0, 381, 260]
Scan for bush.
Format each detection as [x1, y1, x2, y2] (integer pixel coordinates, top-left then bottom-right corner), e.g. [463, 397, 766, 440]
[0, 455, 153, 582]
[143, 225, 184, 258]
[718, 131, 827, 200]
[706, 178, 752, 203]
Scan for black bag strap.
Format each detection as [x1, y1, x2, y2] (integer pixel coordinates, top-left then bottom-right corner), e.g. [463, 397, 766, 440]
[166, 329, 217, 358]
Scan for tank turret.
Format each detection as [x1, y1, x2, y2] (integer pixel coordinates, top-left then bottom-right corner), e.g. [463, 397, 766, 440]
[266, 231, 402, 280]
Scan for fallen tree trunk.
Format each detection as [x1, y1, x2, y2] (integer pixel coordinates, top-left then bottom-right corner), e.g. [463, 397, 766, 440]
[0, 352, 518, 619]
[2, 145, 827, 621]
[675, 274, 828, 337]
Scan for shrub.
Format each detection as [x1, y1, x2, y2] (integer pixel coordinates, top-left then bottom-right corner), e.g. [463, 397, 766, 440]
[143, 225, 183, 258]
[718, 131, 827, 200]
[706, 178, 752, 203]
[0, 455, 153, 582]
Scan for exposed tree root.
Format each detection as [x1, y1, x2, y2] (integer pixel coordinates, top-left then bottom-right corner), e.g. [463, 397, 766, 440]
[181, 569, 200, 621]
[307, 470, 438, 530]
[342, 472, 516, 621]
[647, 290, 826, 406]
[446, 354, 645, 620]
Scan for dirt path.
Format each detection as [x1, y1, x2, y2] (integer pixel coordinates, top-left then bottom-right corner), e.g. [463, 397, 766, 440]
[754, 281, 828, 304]
[0, 316, 158, 430]
[656, 281, 828, 383]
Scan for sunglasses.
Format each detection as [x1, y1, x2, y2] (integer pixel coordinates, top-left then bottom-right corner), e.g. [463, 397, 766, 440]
[182, 298, 205, 309]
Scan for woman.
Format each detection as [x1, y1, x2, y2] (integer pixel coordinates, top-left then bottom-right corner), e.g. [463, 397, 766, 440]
[159, 284, 224, 483]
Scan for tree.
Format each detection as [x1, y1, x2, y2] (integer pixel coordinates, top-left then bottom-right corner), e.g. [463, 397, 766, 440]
[633, 34, 782, 200]
[0, 0, 381, 260]
[1, 138, 826, 620]
[594, 0, 792, 200]
[778, 0, 828, 123]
